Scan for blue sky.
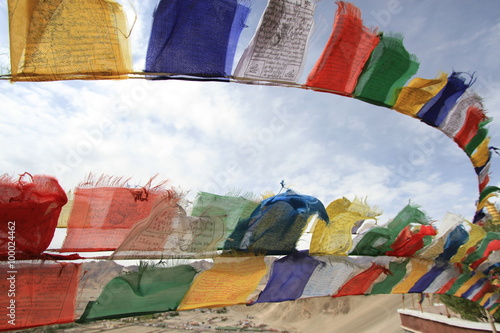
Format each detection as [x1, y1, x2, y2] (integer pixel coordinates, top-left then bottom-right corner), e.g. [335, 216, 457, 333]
[0, 0, 499, 224]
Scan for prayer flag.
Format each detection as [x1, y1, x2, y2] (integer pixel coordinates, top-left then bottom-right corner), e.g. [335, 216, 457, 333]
[306, 1, 379, 95]
[233, 0, 316, 83]
[145, 0, 251, 78]
[8, 0, 131, 81]
[353, 34, 419, 107]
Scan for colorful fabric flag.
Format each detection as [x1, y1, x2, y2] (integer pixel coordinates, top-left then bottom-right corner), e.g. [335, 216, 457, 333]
[418, 213, 464, 260]
[8, 0, 131, 81]
[417, 72, 474, 127]
[435, 224, 469, 262]
[334, 263, 388, 297]
[439, 91, 483, 139]
[61, 178, 179, 252]
[310, 197, 379, 255]
[464, 120, 491, 156]
[353, 34, 419, 107]
[145, 0, 250, 78]
[450, 221, 486, 263]
[254, 252, 320, 303]
[0, 262, 80, 331]
[190, 192, 260, 250]
[0, 174, 67, 258]
[423, 264, 461, 294]
[110, 203, 209, 259]
[78, 264, 197, 322]
[305, 1, 379, 95]
[454, 106, 487, 149]
[350, 204, 429, 256]
[386, 224, 436, 257]
[409, 263, 448, 293]
[392, 259, 432, 294]
[233, 0, 316, 83]
[301, 256, 361, 298]
[392, 73, 448, 117]
[445, 273, 477, 296]
[178, 256, 267, 310]
[370, 260, 409, 295]
[223, 190, 328, 254]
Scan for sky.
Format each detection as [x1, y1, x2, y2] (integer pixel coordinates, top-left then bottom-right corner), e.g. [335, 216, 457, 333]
[1, 0, 500, 226]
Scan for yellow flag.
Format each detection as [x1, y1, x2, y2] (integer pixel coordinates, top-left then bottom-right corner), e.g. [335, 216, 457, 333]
[310, 197, 380, 255]
[471, 137, 491, 168]
[178, 256, 267, 310]
[8, 0, 131, 81]
[393, 72, 448, 117]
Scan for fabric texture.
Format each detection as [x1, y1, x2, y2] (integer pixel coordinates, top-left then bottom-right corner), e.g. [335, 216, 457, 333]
[78, 264, 197, 322]
[334, 263, 388, 297]
[8, 0, 131, 81]
[0, 262, 80, 331]
[353, 34, 419, 107]
[233, 0, 316, 83]
[254, 251, 321, 303]
[0, 174, 67, 258]
[145, 0, 250, 77]
[306, 1, 379, 95]
[178, 256, 267, 310]
[418, 72, 474, 127]
[62, 178, 179, 252]
[224, 190, 328, 254]
[310, 197, 379, 255]
[393, 73, 448, 116]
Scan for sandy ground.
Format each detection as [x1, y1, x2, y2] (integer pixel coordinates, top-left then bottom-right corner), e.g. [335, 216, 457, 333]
[231, 294, 414, 333]
[9, 294, 421, 333]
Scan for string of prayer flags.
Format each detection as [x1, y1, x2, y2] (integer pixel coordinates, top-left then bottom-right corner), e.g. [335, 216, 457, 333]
[353, 34, 419, 107]
[0, 262, 80, 331]
[7, 0, 132, 82]
[61, 177, 179, 252]
[391, 259, 432, 294]
[253, 252, 321, 304]
[418, 72, 475, 127]
[463, 232, 500, 270]
[310, 197, 380, 255]
[462, 277, 490, 301]
[392, 73, 448, 117]
[78, 264, 197, 322]
[145, 0, 251, 78]
[408, 263, 449, 293]
[233, 0, 316, 83]
[423, 264, 461, 294]
[305, 1, 379, 95]
[223, 189, 329, 254]
[178, 256, 267, 310]
[0, 174, 67, 259]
